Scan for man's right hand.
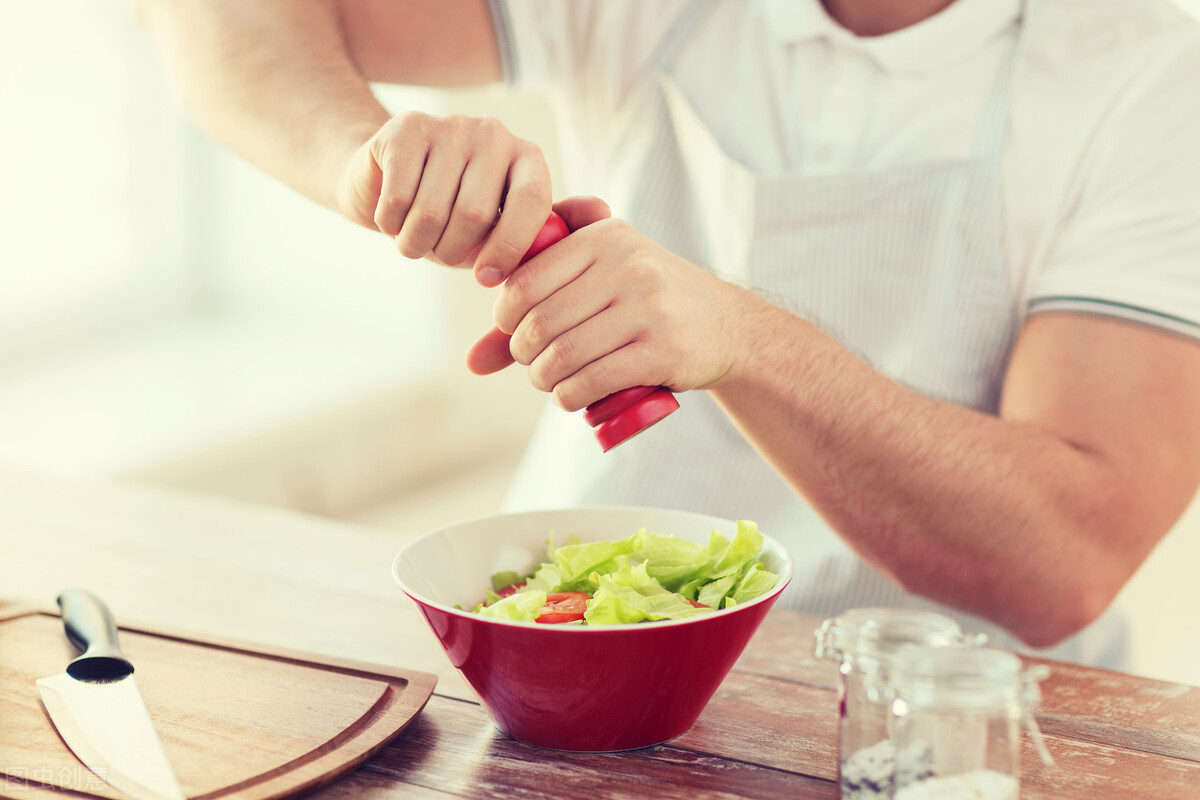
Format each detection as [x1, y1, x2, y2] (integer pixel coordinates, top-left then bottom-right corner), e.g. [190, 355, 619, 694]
[335, 111, 554, 287]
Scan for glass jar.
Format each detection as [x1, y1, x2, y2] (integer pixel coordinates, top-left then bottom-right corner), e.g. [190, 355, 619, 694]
[887, 645, 1053, 800]
[815, 608, 982, 800]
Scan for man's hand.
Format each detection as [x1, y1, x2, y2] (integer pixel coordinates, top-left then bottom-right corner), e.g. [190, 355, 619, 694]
[335, 111, 553, 285]
[466, 196, 750, 410]
[465, 196, 613, 376]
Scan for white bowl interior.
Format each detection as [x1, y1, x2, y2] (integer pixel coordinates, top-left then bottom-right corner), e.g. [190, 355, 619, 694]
[393, 506, 794, 612]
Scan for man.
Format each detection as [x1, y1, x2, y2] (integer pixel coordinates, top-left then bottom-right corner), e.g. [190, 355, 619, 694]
[135, 0, 1200, 666]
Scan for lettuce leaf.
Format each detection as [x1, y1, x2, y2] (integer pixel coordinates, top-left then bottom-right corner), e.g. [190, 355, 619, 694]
[729, 562, 780, 606]
[477, 589, 547, 622]
[584, 563, 713, 625]
[490, 570, 524, 592]
[480, 520, 777, 626]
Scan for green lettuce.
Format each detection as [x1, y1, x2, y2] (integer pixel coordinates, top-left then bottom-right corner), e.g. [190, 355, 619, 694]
[585, 562, 714, 625]
[477, 589, 547, 622]
[477, 521, 780, 626]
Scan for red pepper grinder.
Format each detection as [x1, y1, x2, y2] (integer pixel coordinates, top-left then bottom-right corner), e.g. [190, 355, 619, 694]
[520, 213, 679, 452]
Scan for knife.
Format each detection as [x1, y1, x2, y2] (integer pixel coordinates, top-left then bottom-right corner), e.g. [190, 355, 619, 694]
[36, 589, 186, 800]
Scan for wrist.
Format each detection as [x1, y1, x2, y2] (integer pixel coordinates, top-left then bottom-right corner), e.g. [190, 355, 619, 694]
[326, 113, 391, 227]
[714, 289, 797, 388]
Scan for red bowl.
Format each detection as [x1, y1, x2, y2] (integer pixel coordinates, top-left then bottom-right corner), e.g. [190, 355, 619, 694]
[392, 506, 794, 751]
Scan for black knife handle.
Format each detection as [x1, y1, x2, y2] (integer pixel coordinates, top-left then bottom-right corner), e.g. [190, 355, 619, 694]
[57, 588, 135, 681]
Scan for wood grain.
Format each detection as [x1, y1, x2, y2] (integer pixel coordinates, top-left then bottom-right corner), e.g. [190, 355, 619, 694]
[343, 696, 840, 800]
[737, 611, 1200, 768]
[4, 469, 1200, 797]
[684, 670, 1200, 800]
[0, 608, 436, 799]
[302, 685, 1200, 800]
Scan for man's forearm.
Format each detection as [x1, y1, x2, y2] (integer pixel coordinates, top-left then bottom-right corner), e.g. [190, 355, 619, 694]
[710, 297, 1198, 648]
[135, 0, 390, 212]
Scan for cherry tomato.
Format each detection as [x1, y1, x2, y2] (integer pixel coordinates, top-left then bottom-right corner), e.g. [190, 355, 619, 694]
[535, 591, 590, 624]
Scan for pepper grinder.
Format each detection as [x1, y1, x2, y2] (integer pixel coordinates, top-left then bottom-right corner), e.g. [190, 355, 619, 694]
[519, 213, 679, 452]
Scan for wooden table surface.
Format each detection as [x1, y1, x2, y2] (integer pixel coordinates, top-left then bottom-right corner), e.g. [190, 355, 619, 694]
[2, 470, 1199, 799]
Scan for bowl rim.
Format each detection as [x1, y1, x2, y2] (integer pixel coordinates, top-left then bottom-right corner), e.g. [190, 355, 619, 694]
[391, 505, 795, 633]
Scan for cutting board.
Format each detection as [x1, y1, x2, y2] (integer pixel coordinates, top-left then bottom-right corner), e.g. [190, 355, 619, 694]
[0, 605, 437, 799]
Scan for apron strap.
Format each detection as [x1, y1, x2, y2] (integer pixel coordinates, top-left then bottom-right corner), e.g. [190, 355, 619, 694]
[648, 0, 724, 77]
[973, 0, 1029, 159]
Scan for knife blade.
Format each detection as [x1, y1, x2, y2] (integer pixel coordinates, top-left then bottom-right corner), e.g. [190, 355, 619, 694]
[36, 588, 186, 800]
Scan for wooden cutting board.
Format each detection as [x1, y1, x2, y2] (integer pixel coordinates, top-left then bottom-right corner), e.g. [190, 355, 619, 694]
[0, 605, 437, 799]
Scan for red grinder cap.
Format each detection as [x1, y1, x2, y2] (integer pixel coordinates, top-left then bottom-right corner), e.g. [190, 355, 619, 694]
[587, 387, 680, 452]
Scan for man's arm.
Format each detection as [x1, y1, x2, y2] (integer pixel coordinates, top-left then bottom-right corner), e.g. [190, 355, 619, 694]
[711, 305, 1200, 648]
[480, 207, 1200, 649]
[134, 0, 550, 279]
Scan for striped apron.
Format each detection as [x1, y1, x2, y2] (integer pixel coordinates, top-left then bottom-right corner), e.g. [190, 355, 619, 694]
[503, 0, 1127, 667]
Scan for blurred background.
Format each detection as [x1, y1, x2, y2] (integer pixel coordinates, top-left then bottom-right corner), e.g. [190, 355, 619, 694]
[2, 2, 1197, 686]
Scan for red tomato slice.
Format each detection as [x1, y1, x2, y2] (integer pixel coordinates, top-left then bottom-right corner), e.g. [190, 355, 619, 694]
[496, 581, 526, 599]
[687, 598, 709, 609]
[535, 591, 590, 624]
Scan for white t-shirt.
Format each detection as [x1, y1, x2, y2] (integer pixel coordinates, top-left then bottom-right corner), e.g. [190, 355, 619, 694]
[494, 0, 1200, 338]
[488, 0, 1200, 666]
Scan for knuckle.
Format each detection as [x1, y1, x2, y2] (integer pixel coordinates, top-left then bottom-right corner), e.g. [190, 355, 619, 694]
[543, 336, 576, 374]
[372, 207, 392, 232]
[460, 200, 498, 232]
[446, 114, 480, 141]
[503, 267, 535, 304]
[439, 112, 465, 131]
[527, 365, 554, 393]
[507, 338, 532, 367]
[395, 239, 421, 260]
[581, 362, 613, 396]
[509, 172, 551, 210]
[489, 235, 526, 265]
[473, 115, 508, 139]
[550, 385, 571, 409]
[515, 137, 545, 161]
[414, 205, 449, 234]
[395, 235, 426, 260]
[552, 370, 597, 413]
[380, 113, 428, 150]
[378, 191, 414, 220]
[431, 241, 466, 267]
[376, 196, 414, 237]
[597, 216, 632, 238]
[522, 309, 555, 350]
[395, 110, 431, 130]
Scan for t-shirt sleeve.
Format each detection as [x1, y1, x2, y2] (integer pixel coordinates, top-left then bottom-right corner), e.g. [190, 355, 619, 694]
[1026, 31, 1200, 341]
[488, 0, 578, 89]
[492, 1, 692, 93]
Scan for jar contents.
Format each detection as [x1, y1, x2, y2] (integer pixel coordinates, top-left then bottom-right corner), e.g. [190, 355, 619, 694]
[814, 608, 983, 800]
[841, 739, 933, 799]
[888, 646, 1052, 800]
[894, 770, 1017, 800]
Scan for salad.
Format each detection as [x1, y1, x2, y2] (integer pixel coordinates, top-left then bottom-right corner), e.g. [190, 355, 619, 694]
[474, 520, 779, 625]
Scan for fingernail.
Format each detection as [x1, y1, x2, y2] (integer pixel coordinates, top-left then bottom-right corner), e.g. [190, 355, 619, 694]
[477, 266, 503, 288]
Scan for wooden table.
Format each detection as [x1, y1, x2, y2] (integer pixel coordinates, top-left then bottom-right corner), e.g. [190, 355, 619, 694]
[2, 470, 1199, 798]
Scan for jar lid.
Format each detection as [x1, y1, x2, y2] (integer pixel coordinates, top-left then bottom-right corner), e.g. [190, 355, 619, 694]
[814, 608, 972, 666]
